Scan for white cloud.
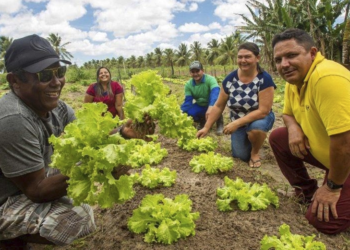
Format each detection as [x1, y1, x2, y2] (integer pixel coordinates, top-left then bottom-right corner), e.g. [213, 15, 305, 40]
[38, 0, 87, 24]
[0, 0, 23, 14]
[213, 0, 250, 23]
[187, 32, 225, 47]
[88, 31, 109, 42]
[188, 3, 198, 11]
[24, 0, 48, 3]
[0, 0, 254, 66]
[178, 22, 221, 33]
[90, 0, 181, 37]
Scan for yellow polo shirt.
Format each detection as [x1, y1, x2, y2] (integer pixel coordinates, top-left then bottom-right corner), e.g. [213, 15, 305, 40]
[283, 52, 350, 168]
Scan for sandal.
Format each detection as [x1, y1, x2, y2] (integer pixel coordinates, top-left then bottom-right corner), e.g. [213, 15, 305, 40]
[249, 158, 262, 168]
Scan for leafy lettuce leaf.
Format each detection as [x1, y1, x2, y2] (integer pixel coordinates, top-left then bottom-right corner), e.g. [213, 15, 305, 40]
[216, 176, 279, 212]
[128, 194, 199, 244]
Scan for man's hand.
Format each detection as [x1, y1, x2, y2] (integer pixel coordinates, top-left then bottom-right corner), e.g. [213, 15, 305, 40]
[122, 114, 155, 141]
[287, 124, 310, 159]
[311, 185, 341, 222]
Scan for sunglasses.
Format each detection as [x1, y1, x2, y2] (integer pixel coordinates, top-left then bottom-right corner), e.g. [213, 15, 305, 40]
[35, 66, 67, 83]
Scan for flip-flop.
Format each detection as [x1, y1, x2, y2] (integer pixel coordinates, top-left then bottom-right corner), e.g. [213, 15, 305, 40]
[249, 158, 262, 168]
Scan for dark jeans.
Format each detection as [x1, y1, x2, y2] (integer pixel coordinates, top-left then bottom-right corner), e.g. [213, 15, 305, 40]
[269, 127, 350, 234]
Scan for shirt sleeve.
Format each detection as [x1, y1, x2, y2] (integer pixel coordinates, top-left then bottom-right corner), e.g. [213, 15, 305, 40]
[315, 75, 350, 135]
[112, 82, 124, 95]
[209, 87, 220, 106]
[181, 95, 194, 112]
[86, 83, 96, 96]
[260, 72, 277, 91]
[0, 115, 44, 177]
[208, 75, 219, 90]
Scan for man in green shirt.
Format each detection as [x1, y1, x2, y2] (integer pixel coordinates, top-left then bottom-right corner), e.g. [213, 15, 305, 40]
[181, 61, 223, 134]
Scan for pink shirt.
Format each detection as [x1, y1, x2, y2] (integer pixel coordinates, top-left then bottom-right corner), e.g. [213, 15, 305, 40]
[86, 81, 123, 117]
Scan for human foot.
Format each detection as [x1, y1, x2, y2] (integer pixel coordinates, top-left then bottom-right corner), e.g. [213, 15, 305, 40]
[248, 158, 261, 168]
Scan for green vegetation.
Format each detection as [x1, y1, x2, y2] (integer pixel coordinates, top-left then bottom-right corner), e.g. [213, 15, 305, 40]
[131, 165, 177, 189]
[216, 176, 279, 212]
[260, 224, 326, 249]
[189, 152, 233, 175]
[128, 194, 200, 244]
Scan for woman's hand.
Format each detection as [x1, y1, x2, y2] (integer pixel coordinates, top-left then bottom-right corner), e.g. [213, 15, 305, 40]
[197, 127, 210, 138]
[223, 120, 240, 135]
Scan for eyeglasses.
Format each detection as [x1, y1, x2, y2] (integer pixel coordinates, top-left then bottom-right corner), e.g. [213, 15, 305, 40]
[35, 66, 67, 83]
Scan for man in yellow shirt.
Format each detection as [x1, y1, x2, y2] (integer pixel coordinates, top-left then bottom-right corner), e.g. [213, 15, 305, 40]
[269, 28, 350, 234]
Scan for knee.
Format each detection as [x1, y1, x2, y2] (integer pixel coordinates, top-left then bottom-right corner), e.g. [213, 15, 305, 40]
[306, 211, 349, 234]
[268, 127, 287, 146]
[247, 130, 266, 140]
[41, 204, 96, 245]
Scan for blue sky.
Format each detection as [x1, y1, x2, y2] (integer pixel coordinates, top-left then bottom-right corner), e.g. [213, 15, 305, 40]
[0, 0, 253, 66]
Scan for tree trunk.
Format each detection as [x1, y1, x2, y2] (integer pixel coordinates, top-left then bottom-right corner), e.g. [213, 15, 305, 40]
[343, 19, 350, 67]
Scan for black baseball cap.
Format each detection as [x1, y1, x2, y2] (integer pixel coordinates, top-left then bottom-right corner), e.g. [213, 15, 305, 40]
[189, 61, 203, 70]
[5, 34, 71, 73]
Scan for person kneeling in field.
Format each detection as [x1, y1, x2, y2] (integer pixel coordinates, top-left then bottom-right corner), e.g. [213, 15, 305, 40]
[0, 34, 151, 249]
[269, 28, 350, 234]
[181, 61, 224, 134]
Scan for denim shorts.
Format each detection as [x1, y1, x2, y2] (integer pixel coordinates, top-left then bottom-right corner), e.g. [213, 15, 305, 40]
[231, 110, 275, 162]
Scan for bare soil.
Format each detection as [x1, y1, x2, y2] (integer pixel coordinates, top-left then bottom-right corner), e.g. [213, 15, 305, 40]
[29, 82, 350, 250]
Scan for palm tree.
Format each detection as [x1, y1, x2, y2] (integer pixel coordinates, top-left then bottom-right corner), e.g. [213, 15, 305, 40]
[238, 0, 349, 69]
[136, 56, 145, 68]
[128, 55, 137, 69]
[175, 43, 191, 67]
[190, 41, 204, 62]
[206, 39, 220, 66]
[153, 48, 163, 67]
[0, 36, 13, 72]
[215, 35, 236, 66]
[163, 48, 175, 76]
[47, 33, 73, 61]
[145, 53, 154, 68]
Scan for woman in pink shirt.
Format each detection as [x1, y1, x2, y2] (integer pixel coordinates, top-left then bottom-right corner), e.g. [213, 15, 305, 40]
[84, 67, 124, 119]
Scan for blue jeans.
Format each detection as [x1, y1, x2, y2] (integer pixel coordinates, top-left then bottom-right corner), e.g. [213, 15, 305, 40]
[231, 111, 275, 162]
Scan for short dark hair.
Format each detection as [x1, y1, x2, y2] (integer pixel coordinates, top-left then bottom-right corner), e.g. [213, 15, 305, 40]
[238, 42, 259, 56]
[272, 28, 315, 50]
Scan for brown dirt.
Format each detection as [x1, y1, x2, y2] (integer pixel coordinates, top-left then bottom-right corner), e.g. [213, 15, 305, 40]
[32, 128, 350, 250]
[28, 82, 350, 250]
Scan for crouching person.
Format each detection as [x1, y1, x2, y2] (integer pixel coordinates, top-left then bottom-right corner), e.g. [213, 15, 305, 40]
[269, 28, 350, 234]
[0, 35, 94, 248]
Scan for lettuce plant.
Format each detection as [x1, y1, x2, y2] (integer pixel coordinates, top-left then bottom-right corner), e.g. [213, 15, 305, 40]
[128, 194, 200, 244]
[216, 176, 279, 211]
[260, 224, 326, 249]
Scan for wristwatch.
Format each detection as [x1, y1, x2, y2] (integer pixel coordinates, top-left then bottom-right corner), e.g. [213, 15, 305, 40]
[326, 179, 343, 190]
